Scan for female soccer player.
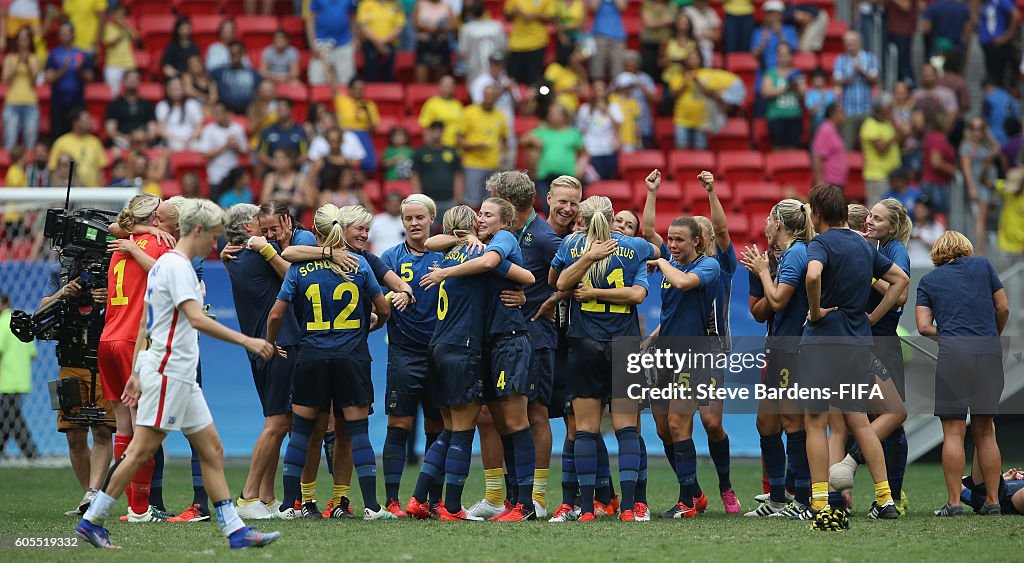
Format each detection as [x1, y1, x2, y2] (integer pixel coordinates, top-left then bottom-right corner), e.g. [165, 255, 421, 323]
[551, 195, 650, 522]
[268, 204, 396, 521]
[916, 230, 1008, 517]
[739, 200, 814, 517]
[378, 195, 446, 516]
[801, 183, 909, 531]
[77, 199, 280, 549]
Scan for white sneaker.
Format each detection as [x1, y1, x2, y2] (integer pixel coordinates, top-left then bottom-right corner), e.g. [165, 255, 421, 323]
[532, 499, 548, 520]
[364, 505, 399, 521]
[127, 505, 170, 523]
[270, 506, 299, 520]
[745, 501, 788, 517]
[466, 498, 504, 519]
[236, 498, 272, 519]
[263, 500, 282, 518]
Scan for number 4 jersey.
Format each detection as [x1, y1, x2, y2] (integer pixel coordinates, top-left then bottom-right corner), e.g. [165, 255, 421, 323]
[101, 233, 172, 343]
[277, 253, 384, 361]
[551, 232, 650, 341]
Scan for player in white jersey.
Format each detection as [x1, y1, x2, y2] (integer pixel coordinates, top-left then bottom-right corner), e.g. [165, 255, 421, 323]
[76, 199, 281, 550]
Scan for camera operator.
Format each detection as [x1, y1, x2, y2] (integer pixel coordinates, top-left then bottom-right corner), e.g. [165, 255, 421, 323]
[40, 261, 114, 517]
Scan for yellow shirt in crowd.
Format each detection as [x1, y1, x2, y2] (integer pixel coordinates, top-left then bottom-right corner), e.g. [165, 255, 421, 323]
[103, 23, 136, 69]
[64, 0, 108, 51]
[356, 0, 407, 44]
[335, 94, 380, 132]
[419, 96, 464, 147]
[667, 70, 706, 129]
[506, 0, 556, 52]
[49, 133, 108, 187]
[860, 117, 901, 181]
[544, 63, 582, 113]
[723, 0, 754, 16]
[610, 93, 641, 149]
[996, 178, 1024, 254]
[459, 105, 508, 170]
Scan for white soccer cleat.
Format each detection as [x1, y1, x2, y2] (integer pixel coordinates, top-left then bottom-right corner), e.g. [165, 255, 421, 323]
[270, 506, 299, 520]
[466, 498, 505, 519]
[745, 501, 788, 517]
[754, 491, 793, 504]
[236, 498, 272, 520]
[533, 499, 548, 520]
[127, 505, 170, 523]
[364, 506, 399, 521]
[261, 500, 282, 519]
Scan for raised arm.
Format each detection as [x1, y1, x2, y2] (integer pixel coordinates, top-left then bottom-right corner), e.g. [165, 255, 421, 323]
[642, 169, 664, 247]
[700, 170, 730, 250]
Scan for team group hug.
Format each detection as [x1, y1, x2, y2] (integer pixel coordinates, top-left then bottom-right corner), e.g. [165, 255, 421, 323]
[70, 166, 1020, 548]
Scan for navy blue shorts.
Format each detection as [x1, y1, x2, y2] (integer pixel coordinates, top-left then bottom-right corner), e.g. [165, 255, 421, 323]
[549, 341, 572, 418]
[483, 334, 532, 400]
[799, 343, 872, 413]
[293, 357, 374, 416]
[386, 342, 441, 420]
[565, 337, 613, 401]
[250, 345, 295, 417]
[431, 344, 484, 407]
[764, 347, 800, 391]
[870, 336, 906, 400]
[528, 347, 555, 405]
[934, 354, 1003, 420]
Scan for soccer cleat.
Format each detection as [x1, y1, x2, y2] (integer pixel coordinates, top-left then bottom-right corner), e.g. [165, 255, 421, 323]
[301, 500, 323, 519]
[663, 502, 699, 519]
[228, 527, 281, 549]
[236, 498, 272, 520]
[754, 490, 793, 504]
[494, 503, 535, 522]
[428, 501, 443, 520]
[693, 493, 708, 513]
[634, 502, 651, 522]
[933, 503, 964, 517]
[608, 494, 620, 514]
[810, 507, 849, 531]
[321, 500, 334, 518]
[405, 497, 431, 520]
[437, 505, 483, 521]
[487, 500, 514, 521]
[548, 503, 579, 523]
[868, 500, 900, 520]
[578, 512, 596, 522]
[533, 499, 548, 520]
[77, 489, 97, 516]
[466, 498, 505, 520]
[271, 503, 299, 520]
[619, 509, 635, 522]
[386, 500, 406, 517]
[127, 505, 170, 523]
[264, 500, 282, 515]
[721, 489, 741, 514]
[76, 519, 120, 549]
[774, 502, 814, 520]
[364, 505, 399, 520]
[594, 498, 617, 517]
[167, 504, 211, 523]
[745, 501, 788, 517]
[979, 503, 1002, 516]
[326, 499, 356, 519]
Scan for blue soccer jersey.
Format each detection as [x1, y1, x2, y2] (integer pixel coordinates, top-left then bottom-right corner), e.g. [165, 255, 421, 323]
[712, 243, 737, 350]
[658, 243, 720, 338]
[429, 245, 492, 352]
[380, 242, 443, 347]
[517, 215, 562, 350]
[278, 253, 383, 360]
[867, 239, 910, 337]
[227, 243, 301, 347]
[485, 230, 529, 335]
[552, 233, 650, 341]
[772, 241, 810, 342]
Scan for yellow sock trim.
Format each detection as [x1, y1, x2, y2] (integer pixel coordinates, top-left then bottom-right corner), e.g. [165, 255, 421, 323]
[333, 484, 350, 504]
[484, 468, 504, 505]
[261, 498, 276, 506]
[533, 468, 549, 507]
[874, 480, 892, 505]
[300, 481, 316, 502]
[237, 497, 259, 507]
[811, 482, 829, 512]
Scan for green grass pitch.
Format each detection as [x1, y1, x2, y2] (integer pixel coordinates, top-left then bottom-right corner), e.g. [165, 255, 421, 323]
[2, 458, 1022, 561]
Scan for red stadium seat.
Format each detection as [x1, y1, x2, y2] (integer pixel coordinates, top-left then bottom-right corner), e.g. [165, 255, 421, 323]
[394, 51, 416, 84]
[820, 52, 839, 74]
[170, 151, 207, 186]
[400, 116, 424, 147]
[363, 83, 405, 118]
[138, 82, 164, 103]
[751, 117, 770, 152]
[792, 52, 818, 74]
[514, 115, 538, 137]
[35, 85, 50, 121]
[734, 180, 783, 209]
[633, 179, 684, 211]
[846, 151, 865, 203]
[654, 117, 675, 150]
[717, 150, 765, 185]
[709, 118, 750, 152]
[406, 83, 438, 117]
[138, 15, 177, 59]
[765, 150, 813, 191]
[280, 16, 307, 50]
[586, 180, 633, 211]
[0, 149, 11, 183]
[275, 82, 310, 123]
[191, 15, 222, 53]
[362, 179, 382, 206]
[685, 180, 733, 213]
[160, 179, 183, 198]
[222, 0, 247, 17]
[237, 15, 278, 55]
[620, 150, 665, 187]
[668, 149, 715, 181]
[175, 0, 221, 16]
[310, 84, 334, 107]
[824, 20, 848, 53]
[130, 0, 170, 16]
[84, 83, 113, 137]
[624, 14, 642, 50]
[381, 179, 414, 199]
[725, 53, 759, 93]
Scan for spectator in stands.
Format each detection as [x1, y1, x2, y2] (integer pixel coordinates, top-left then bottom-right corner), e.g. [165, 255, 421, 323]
[588, 0, 626, 82]
[52, 153, 74, 186]
[3, 143, 26, 187]
[246, 79, 277, 146]
[521, 103, 585, 205]
[0, 0, 40, 52]
[471, 52, 519, 165]
[63, 0, 105, 53]
[306, 0, 358, 87]
[750, 1, 797, 70]
[977, 0, 1019, 87]
[216, 166, 254, 208]
[244, 0, 274, 15]
[640, 0, 677, 82]
[1002, 117, 1022, 167]
[860, 93, 903, 204]
[357, 0, 406, 82]
[938, 52, 970, 116]
[45, 22, 93, 139]
[833, 31, 877, 149]
[660, 13, 700, 82]
[24, 141, 49, 187]
[200, 101, 249, 193]
[413, 0, 456, 83]
[259, 30, 300, 85]
[382, 126, 414, 181]
[162, 16, 200, 79]
[104, 70, 156, 150]
[617, 52, 657, 148]
[913, 63, 958, 118]
[892, 79, 922, 171]
[920, 110, 957, 215]
[155, 76, 204, 150]
[982, 78, 1020, 145]
[0, 293, 38, 459]
[418, 74, 463, 147]
[207, 20, 248, 73]
[49, 107, 106, 187]
[722, 0, 755, 54]
[684, 0, 721, 69]
[369, 192, 407, 252]
[555, 0, 585, 65]
[335, 77, 379, 172]
[128, 149, 168, 197]
[996, 164, 1024, 257]
[881, 167, 920, 210]
[317, 162, 371, 209]
[922, 0, 971, 57]
[961, 116, 1004, 255]
[180, 171, 201, 198]
[183, 54, 218, 110]
[545, 42, 586, 113]
[506, 0, 555, 85]
[784, 2, 828, 52]
[412, 121, 462, 216]
[307, 119, 366, 167]
[762, 43, 804, 150]
[667, 50, 708, 150]
[609, 75, 641, 153]
[577, 80, 622, 180]
[459, 85, 508, 206]
[803, 67, 834, 136]
[812, 103, 848, 189]
[2, 26, 39, 150]
[886, 0, 918, 83]
[213, 41, 262, 115]
[260, 148, 307, 214]
[908, 197, 944, 266]
[101, 4, 137, 96]
[459, 1, 507, 86]
[257, 98, 308, 169]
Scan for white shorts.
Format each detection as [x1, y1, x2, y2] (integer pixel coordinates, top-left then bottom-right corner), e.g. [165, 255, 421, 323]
[135, 371, 212, 435]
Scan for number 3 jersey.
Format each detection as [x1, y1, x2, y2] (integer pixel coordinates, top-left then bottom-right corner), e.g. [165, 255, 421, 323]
[101, 233, 172, 343]
[277, 253, 384, 361]
[551, 232, 650, 341]
[137, 251, 203, 382]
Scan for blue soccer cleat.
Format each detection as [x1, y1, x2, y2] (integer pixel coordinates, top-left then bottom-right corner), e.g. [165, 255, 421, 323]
[76, 519, 120, 549]
[229, 527, 281, 549]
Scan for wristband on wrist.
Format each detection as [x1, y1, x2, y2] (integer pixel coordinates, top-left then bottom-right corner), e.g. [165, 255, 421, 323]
[401, 289, 413, 298]
[259, 244, 278, 261]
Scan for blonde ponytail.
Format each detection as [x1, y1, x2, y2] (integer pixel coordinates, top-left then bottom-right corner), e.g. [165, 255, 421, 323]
[116, 193, 160, 233]
[579, 195, 614, 284]
[312, 203, 360, 279]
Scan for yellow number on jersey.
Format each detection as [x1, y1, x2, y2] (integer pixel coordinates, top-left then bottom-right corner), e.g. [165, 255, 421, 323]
[676, 372, 691, 389]
[305, 284, 332, 330]
[400, 263, 414, 282]
[496, 370, 506, 390]
[437, 280, 449, 320]
[579, 268, 629, 314]
[110, 259, 129, 306]
[305, 282, 361, 331]
[779, 368, 790, 388]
